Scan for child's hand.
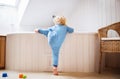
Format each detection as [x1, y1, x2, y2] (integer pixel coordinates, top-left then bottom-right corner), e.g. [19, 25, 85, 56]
[34, 29, 39, 33]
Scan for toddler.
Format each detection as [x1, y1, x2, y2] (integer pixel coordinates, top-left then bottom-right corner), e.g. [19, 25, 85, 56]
[35, 16, 74, 75]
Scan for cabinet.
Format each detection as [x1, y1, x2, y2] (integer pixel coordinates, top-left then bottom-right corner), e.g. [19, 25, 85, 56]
[0, 36, 6, 69]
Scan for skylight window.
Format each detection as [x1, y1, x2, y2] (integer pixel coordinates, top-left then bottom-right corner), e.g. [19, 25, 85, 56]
[0, 0, 18, 6]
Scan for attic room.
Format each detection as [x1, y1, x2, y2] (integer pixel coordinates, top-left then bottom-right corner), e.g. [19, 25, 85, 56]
[0, 0, 120, 79]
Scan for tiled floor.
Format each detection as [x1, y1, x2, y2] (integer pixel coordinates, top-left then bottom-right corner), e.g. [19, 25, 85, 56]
[0, 70, 120, 79]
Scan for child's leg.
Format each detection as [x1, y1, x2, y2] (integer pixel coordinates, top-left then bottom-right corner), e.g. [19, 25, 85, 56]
[52, 47, 60, 75]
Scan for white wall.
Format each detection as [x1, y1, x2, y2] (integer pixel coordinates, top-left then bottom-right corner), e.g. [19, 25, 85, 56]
[17, 0, 120, 33]
[68, 0, 120, 32]
[0, 0, 30, 34]
[0, 0, 120, 34]
[0, 6, 17, 34]
[17, 0, 29, 25]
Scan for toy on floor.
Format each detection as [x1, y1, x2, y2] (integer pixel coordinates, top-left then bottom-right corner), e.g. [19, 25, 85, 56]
[19, 73, 27, 79]
[19, 73, 23, 78]
[2, 72, 8, 79]
[23, 75, 27, 79]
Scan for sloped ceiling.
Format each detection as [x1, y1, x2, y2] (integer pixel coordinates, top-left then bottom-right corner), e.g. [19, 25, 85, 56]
[19, 0, 79, 27]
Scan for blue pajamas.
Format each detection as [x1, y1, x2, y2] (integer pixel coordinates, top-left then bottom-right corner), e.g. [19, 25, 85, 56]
[38, 24, 74, 67]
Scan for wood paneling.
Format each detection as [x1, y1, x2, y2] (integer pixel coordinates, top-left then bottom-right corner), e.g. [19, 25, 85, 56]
[6, 33, 99, 72]
[0, 36, 6, 69]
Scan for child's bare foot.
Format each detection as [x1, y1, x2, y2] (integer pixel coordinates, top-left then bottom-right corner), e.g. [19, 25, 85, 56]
[53, 67, 58, 75]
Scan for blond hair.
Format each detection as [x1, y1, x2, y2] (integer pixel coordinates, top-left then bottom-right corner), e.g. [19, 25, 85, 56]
[53, 16, 66, 25]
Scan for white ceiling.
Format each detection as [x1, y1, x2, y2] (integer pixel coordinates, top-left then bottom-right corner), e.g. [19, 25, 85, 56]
[19, 0, 80, 27]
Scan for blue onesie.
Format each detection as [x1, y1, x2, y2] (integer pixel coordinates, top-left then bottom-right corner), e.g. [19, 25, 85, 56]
[38, 24, 74, 67]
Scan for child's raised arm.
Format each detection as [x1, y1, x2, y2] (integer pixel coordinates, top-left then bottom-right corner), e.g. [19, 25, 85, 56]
[67, 26, 74, 33]
[34, 28, 49, 37]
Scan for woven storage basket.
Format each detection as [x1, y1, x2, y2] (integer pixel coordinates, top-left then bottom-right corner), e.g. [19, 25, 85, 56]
[98, 22, 120, 53]
[101, 40, 120, 53]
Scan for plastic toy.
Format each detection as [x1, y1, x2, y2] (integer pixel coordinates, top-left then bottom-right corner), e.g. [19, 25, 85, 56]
[19, 73, 27, 79]
[2, 72, 8, 77]
[23, 75, 27, 79]
[19, 73, 23, 78]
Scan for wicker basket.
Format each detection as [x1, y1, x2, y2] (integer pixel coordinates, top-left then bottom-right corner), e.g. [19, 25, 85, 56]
[98, 22, 120, 73]
[98, 22, 120, 53]
[101, 40, 120, 53]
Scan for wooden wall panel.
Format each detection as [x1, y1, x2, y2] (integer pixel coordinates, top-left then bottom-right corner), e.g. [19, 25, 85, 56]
[6, 33, 99, 72]
[0, 36, 6, 69]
